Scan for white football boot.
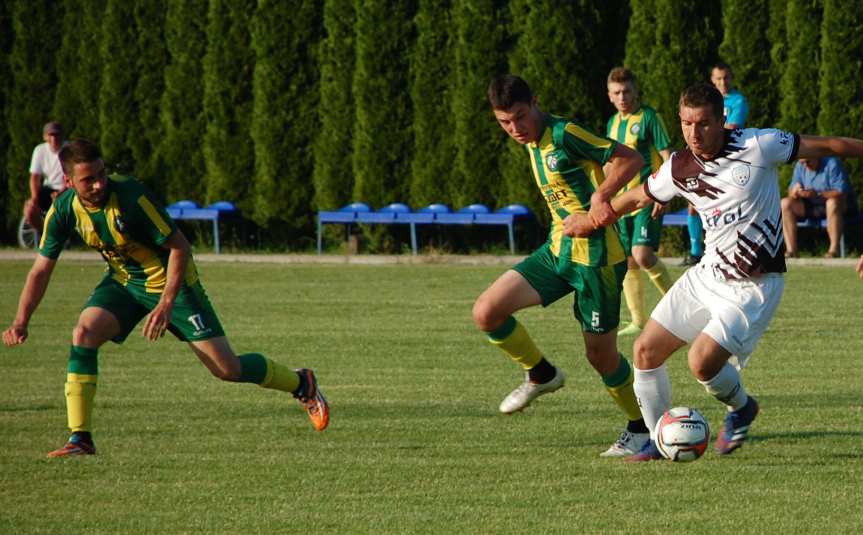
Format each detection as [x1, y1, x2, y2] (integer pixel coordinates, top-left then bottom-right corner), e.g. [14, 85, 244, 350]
[599, 430, 650, 457]
[499, 367, 565, 414]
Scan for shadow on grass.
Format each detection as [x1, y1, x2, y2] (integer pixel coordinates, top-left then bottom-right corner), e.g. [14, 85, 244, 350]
[0, 403, 58, 413]
[750, 430, 863, 441]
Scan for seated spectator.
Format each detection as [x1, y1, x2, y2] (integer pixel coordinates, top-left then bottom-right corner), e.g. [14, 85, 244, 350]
[781, 156, 857, 257]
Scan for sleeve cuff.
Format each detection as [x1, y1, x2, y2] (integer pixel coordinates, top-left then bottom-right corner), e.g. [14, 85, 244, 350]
[643, 181, 665, 204]
[787, 133, 801, 163]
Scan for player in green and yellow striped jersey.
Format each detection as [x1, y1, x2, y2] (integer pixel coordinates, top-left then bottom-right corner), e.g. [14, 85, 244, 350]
[606, 67, 674, 337]
[473, 74, 650, 457]
[2, 140, 329, 457]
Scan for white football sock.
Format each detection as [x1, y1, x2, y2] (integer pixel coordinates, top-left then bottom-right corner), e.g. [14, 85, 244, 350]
[698, 362, 748, 411]
[634, 364, 672, 440]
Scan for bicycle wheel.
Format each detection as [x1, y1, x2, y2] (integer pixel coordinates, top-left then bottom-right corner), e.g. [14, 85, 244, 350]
[18, 216, 40, 249]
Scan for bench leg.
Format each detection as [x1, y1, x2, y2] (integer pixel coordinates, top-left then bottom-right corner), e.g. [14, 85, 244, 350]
[841, 233, 846, 258]
[213, 219, 220, 254]
[317, 220, 323, 254]
[410, 223, 418, 255]
[508, 223, 515, 254]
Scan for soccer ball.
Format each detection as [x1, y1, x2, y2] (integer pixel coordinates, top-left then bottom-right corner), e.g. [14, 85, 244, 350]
[654, 407, 710, 462]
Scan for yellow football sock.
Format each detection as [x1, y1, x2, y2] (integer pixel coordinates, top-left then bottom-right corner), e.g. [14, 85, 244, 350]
[487, 316, 543, 370]
[645, 259, 673, 295]
[238, 353, 301, 393]
[603, 355, 642, 421]
[261, 358, 301, 393]
[66, 374, 97, 433]
[66, 346, 99, 433]
[622, 269, 647, 328]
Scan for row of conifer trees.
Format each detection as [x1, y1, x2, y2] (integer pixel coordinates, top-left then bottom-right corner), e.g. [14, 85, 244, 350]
[1, 0, 860, 247]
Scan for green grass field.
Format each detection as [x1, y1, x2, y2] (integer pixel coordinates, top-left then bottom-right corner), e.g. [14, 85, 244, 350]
[2, 257, 862, 534]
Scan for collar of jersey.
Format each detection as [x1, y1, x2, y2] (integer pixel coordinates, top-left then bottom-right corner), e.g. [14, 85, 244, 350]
[527, 114, 553, 149]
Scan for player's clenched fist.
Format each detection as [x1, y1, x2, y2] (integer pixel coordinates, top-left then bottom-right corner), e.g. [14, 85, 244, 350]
[2, 324, 28, 346]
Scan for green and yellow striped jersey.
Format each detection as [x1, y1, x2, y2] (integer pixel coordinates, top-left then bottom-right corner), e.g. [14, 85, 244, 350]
[526, 114, 625, 267]
[40, 175, 198, 293]
[606, 104, 670, 195]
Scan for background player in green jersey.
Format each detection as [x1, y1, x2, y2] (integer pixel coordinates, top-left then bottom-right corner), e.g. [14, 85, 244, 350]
[473, 74, 650, 457]
[605, 67, 674, 337]
[2, 140, 329, 457]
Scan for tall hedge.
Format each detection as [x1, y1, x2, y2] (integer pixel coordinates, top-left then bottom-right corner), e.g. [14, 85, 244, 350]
[52, 0, 104, 141]
[131, 0, 167, 191]
[451, 0, 509, 209]
[0, 3, 11, 235]
[501, 0, 624, 223]
[250, 0, 323, 233]
[160, 0, 208, 202]
[5, 0, 61, 229]
[408, 0, 458, 209]
[313, 0, 356, 212]
[779, 0, 822, 135]
[202, 0, 256, 210]
[496, 0, 535, 219]
[767, 0, 788, 126]
[719, 0, 777, 128]
[52, 0, 87, 138]
[622, 0, 655, 88]
[98, 0, 137, 174]
[352, 0, 417, 209]
[633, 1, 722, 149]
[818, 0, 863, 205]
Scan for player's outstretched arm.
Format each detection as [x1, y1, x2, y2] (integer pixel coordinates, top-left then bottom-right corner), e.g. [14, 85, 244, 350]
[142, 230, 191, 341]
[611, 184, 653, 220]
[590, 144, 644, 227]
[564, 186, 653, 238]
[797, 135, 863, 160]
[856, 255, 863, 280]
[3, 255, 56, 347]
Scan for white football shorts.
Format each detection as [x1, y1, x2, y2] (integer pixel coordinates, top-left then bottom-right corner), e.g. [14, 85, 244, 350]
[650, 264, 784, 369]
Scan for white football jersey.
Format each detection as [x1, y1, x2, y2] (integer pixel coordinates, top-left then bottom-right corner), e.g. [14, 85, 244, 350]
[646, 128, 799, 280]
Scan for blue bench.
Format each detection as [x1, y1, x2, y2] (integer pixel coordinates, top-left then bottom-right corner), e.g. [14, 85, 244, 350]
[661, 208, 861, 257]
[166, 200, 238, 254]
[317, 203, 533, 255]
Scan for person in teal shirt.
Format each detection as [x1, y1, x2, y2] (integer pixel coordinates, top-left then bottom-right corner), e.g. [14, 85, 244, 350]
[683, 61, 750, 266]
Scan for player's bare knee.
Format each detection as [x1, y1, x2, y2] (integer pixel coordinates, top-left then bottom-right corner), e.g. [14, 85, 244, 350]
[633, 336, 658, 369]
[633, 251, 655, 269]
[686, 350, 715, 381]
[71, 323, 99, 346]
[472, 297, 501, 332]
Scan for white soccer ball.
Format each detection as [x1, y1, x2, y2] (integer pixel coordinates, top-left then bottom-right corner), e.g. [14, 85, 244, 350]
[654, 407, 710, 462]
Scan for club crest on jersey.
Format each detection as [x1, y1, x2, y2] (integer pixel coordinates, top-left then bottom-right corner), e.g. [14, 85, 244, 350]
[629, 123, 640, 135]
[685, 177, 700, 191]
[546, 153, 559, 171]
[731, 165, 751, 186]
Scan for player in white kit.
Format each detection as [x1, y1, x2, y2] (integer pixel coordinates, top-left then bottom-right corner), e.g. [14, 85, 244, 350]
[562, 82, 863, 461]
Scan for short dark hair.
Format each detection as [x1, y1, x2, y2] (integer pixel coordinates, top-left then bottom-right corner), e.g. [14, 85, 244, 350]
[711, 61, 732, 74]
[607, 67, 636, 87]
[679, 82, 725, 121]
[487, 74, 533, 110]
[59, 139, 102, 175]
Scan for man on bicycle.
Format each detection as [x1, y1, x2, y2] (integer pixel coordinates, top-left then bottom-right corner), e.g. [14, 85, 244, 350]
[24, 122, 67, 233]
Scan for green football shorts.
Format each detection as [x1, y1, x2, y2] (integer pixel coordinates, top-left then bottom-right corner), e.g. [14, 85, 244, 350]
[618, 205, 662, 254]
[84, 275, 225, 343]
[512, 243, 627, 333]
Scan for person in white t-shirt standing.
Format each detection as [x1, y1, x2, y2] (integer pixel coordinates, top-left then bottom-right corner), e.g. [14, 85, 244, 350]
[24, 122, 67, 232]
[563, 81, 863, 461]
